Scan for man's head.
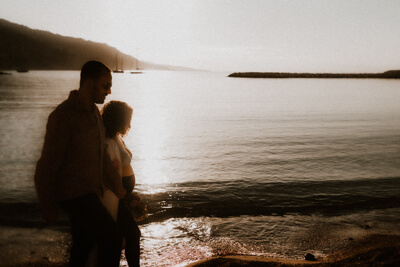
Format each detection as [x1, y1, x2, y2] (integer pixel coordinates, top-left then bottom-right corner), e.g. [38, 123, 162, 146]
[80, 61, 112, 104]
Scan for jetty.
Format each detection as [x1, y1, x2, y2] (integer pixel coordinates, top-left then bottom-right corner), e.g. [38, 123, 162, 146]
[228, 70, 400, 79]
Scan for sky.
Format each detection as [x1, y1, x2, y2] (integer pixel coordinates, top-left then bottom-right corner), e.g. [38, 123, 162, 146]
[1, 0, 400, 72]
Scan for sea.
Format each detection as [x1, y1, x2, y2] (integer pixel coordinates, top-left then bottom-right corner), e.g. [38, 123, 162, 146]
[0, 70, 399, 266]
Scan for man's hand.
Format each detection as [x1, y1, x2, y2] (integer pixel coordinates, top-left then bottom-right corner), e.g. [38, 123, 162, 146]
[129, 199, 139, 208]
[125, 192, 142, 207]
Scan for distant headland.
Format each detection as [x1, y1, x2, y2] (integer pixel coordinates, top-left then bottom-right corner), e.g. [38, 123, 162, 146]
[0, 19, 192, 71]
[228, 70, 400, 79]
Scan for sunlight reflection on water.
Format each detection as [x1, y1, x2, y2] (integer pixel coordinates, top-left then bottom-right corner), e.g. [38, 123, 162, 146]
[139, 217, 272, 266]
[140, 218, 213, 266]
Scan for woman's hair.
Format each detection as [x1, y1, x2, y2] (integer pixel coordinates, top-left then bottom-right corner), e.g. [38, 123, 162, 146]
[101, 101, 133, 138]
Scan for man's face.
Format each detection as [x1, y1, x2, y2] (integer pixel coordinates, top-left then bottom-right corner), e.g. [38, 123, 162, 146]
[93, 72, 112, 104]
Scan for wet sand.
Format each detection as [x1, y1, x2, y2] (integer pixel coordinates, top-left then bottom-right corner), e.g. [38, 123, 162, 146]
[0, 226, 70, 267]
[2, 231, 399, 266]
[187, 234, 400, 267]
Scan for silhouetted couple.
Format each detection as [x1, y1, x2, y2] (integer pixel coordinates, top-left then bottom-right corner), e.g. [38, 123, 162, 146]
[35, 61, 141, 266]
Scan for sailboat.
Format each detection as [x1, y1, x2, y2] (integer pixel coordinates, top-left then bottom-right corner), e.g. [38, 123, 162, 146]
[130, 50, 143, 74]
[130, 62, 142, 74]
[113, 51, 124, 73]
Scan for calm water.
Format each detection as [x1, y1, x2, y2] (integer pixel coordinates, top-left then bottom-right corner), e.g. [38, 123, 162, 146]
[0, 70, 400, 266]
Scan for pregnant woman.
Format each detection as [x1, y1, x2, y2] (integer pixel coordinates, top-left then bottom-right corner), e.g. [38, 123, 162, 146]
[101, 100, 141, 267]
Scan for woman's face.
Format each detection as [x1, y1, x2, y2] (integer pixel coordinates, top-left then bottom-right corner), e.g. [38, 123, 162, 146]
[120, 114, 132, 136]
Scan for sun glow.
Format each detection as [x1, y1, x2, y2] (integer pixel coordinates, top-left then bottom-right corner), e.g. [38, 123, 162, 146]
[135, 110, 170, 185]
[127, 74, 177, 187]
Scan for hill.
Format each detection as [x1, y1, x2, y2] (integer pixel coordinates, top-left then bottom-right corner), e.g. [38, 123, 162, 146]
[0, 19, 188, 71]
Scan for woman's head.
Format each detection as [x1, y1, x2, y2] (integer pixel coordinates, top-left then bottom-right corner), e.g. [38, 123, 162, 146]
[101, 101, 133, 138]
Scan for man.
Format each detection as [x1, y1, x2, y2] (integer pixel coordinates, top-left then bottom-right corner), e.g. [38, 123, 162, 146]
[34, 61, 126, 267]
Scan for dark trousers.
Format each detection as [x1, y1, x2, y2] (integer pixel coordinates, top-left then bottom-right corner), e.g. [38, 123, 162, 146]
[117, 200, 141, 267]
[59, 193, 122, 267]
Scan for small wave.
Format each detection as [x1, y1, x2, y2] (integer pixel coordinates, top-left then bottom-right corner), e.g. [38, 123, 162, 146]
[2, 177, 400, 227]
[139, 176, 400, 222]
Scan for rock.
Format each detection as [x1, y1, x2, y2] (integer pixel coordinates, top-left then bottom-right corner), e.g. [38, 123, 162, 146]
[305, 253, 316, 261]
[363, 224, 371, 229]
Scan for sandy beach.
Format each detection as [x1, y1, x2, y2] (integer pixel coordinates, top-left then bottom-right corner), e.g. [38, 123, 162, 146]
[2, 231, 399, 267]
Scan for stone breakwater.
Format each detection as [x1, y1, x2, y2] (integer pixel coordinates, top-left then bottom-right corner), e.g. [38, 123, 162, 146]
[228, 70, 400, 79]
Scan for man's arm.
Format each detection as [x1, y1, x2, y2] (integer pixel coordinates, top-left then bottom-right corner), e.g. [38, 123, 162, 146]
[34, 110, 70, 224]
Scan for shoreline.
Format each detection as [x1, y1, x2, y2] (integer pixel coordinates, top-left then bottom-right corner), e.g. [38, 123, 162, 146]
[186, 234, 400, 266]
[2, 232, 399, 266]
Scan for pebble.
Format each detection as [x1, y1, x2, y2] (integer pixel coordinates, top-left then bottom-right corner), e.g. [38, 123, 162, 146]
[305, 253, 316, 261]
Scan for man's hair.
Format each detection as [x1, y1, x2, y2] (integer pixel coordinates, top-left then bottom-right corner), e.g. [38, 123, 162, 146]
[101, 101, 133, 138]
[80, 61, 111, 87]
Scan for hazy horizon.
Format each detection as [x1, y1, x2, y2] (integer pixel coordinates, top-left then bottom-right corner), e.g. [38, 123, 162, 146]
[1, 0, 400, 73]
